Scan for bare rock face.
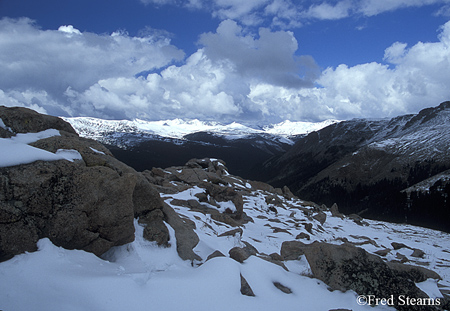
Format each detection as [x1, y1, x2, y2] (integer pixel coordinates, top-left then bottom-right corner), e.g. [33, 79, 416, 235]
[0, 106, 168, 262]
[162, 203, 201, 262]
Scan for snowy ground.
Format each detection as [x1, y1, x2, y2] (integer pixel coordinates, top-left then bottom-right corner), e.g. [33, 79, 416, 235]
[1, 126, 449, 311]
[1, 184, 449, 311]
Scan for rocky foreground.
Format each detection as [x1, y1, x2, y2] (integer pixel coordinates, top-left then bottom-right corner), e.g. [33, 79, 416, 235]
[1, 106, 450, 311]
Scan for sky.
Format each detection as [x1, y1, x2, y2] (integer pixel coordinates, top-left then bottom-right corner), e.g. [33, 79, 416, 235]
[1, 0, 450, 124]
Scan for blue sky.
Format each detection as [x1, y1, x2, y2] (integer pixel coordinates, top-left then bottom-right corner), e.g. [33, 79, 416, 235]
[1, 0, 450, 124]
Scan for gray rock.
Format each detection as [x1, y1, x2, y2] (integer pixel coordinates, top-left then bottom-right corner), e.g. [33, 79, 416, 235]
[240, 274, 255, 296]
[411, 248, 426, 258]
[391, 242, 410, 250]
[312, 211, 326, 225]
[330, 203, 344, 219]
[218, 228, 243, 237]
[0, 106, 77, 136]
[0, 107, 169, 261]
[206, 250, 226, 261]
[0, 159, 136, 261]
[280, 240, 308, 260]
[229, 242, 258, 263]
[374, 248, 391, 256]
[295, 232, 311, 240]
[201, 183, 244, 220]
[303, 223, 313, 234]
[386, 261, 441, 282]
[273, 282, 292, 294]
[138, 209, 170, 246]
[296, 241, 434, 311]
[162, 203, 201, 262]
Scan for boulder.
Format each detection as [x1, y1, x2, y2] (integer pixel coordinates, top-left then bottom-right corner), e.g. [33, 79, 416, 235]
[330, 203, 344, 219]
[280, 240, 308, 260]
[391, 242, 410, 250]
[0, 106, 77, 136]
[201, 183, 244, 220]
[386, 261, 441, 282]
[0, 106, 168, 261]
[289, 241, 439, 311]
[138, 209, 169, 246]
[240, 274, 255, 297]
[312, 211, 326, 225]
[295, 232, 311, 240]
[229, 242, 258, 263]
[0, 153, 135, 261]
[218, 228, 243, 237]
[411, 248, 426, 258]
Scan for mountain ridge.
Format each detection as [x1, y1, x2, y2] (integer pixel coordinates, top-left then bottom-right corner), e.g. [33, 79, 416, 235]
[264, 101, 450, 232]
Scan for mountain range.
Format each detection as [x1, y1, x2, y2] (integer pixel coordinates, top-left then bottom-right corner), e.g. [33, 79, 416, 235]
[64, 117, 337, 180]
[64, 102, 450, 232]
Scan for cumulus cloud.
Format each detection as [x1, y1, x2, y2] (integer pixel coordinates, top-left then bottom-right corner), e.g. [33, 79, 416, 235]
[0, 17, 184, 115]
[2, 17, 450, 124]
[198, 20, 320, 88]
[59, 20, 450, 123]
[294, 20, 450, 120]
[62, 20, 320, 122]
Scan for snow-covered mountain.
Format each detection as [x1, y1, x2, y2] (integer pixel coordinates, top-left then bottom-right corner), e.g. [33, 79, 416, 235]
[62, 117, 339, 180]
[64, 117, 339, 146]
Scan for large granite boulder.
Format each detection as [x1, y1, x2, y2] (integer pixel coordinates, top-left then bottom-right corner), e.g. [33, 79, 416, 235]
[0, 106, 168, 262]
[0, 106, 77, 137]
[281, 241, 441, 311]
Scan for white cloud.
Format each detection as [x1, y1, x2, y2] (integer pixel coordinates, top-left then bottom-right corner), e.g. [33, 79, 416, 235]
[305, 1, 351, 20]
[357, 0, 445, 16]
[383, 42, 408, 64]
[58, 25, 82, 36]
[64, 20, 450, 123]
[199, 20, 320, 88]
[297, 20, 450, 119]
[64, 50, 244, 120]
[0, 17, 184, 115]
[138, 0, 450, 28]
[2, 17, 450, 124]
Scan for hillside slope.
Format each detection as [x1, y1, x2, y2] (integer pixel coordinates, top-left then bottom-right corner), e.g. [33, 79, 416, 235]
[264, 102, 450, 232]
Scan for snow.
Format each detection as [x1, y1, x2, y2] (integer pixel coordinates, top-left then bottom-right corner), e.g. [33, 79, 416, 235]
[0, 189, 448, 310]
[0, 221, 395, 311]
[416, 279, 443, 299]
[0, 117, 10, 131]
[263, 119, 340, 137]
[64, 116, 338, 141]
[90, 147, 106, 155]
[0, 129, 83, 167]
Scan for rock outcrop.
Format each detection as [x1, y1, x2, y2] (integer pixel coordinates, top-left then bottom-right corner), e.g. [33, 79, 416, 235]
[0, 106, 169, 261]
